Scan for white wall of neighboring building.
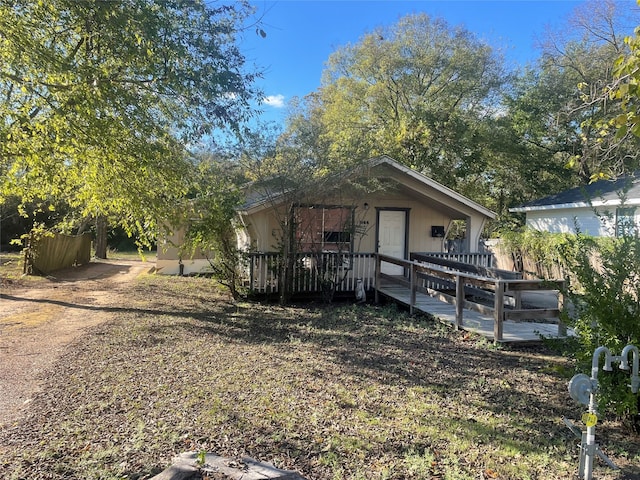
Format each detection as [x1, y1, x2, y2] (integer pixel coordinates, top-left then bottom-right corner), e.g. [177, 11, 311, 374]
[524, 207, 620, 237]
[155, 258, 214, 276]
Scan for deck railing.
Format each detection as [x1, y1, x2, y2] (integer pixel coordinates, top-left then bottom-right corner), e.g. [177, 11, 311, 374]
[411, 251, 494, 268]
[375, 254, 566, 343]
[246, 251, 497, 295]
[246, 251, 500, 296]
[246, 251, 376, 295]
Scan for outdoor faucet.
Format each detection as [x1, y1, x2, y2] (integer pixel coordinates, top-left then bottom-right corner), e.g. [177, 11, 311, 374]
[620, 345, 640, 394]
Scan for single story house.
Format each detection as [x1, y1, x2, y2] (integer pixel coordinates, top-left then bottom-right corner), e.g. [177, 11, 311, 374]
[157, 155, 496, 293]
[509, 173, 639, 237]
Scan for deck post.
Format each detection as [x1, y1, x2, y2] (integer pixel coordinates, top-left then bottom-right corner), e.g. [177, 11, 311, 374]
[410, 261, 416, 315]
[514, 288, 522, 310]
[374, 254, 381, 303]
[494, 280, 505, 343]
[557, 284, 567, 337]
[248, 254, 255, 293]
[455, 274, 464, 329]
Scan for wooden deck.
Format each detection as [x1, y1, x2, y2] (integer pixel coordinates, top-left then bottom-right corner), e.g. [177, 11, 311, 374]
[377, 283, 574, 344]
[246, 251, 573, 344]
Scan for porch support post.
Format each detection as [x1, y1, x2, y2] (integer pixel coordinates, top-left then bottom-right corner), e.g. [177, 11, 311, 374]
[374, 254, 381, 303]
[494, 280, 505, 343]
[557, 281, 567, 337]
[455, 274, 464, 329]
[410, 261, 416, 315]
[249, 254, 255, 293]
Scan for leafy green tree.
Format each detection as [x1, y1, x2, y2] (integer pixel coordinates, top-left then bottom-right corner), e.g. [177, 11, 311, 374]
[559, 1, 640, 429]
[179, 156, 247, 300]
[494, 0, 640, 232]
[0, 0, 260, 257]
[603, 5, 640, 176]
[531, 0, 640, 181]
[286, 13, 507, 195]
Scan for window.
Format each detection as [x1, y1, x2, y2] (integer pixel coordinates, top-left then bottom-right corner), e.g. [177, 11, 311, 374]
[616, 207, 637, 237]
[295, 205, 354, 252]
[323, 231, 351, 243]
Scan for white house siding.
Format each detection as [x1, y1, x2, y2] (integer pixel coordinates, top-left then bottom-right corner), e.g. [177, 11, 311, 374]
[525, 207, 616, 236]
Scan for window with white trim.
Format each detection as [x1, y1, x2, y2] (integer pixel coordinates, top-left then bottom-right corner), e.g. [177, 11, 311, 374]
[616, 207, 637, 237]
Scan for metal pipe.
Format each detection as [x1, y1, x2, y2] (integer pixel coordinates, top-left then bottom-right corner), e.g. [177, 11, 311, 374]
[570, 345, 639, 480]
[620, 345, 640, 393]
[585, 346, 611, 480]
[591, 346, 612, 379]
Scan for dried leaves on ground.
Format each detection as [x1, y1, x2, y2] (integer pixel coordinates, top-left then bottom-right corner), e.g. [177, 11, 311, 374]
[1, 274, 639, 480]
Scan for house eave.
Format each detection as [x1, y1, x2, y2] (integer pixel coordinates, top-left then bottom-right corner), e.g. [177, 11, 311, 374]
[366, 155, 497, 219]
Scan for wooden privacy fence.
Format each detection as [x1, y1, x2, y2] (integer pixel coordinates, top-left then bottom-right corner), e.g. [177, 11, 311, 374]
[25, 232, 92, 275]
[375, 254, 566, 342]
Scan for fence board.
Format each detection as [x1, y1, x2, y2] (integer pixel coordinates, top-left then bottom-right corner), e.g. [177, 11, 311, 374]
[27, 232, 92, 274]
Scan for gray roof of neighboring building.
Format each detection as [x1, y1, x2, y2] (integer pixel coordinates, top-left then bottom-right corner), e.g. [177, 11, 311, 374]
[510, 173, 640, 212]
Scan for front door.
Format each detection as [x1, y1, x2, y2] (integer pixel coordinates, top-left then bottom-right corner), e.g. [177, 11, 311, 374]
[378, 209, 407, 275]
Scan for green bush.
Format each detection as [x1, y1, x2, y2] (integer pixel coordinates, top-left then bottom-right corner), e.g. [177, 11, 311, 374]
[499, 228, 640, 430]
[562, 232, 640, 428]
[499, 229, 574, 279]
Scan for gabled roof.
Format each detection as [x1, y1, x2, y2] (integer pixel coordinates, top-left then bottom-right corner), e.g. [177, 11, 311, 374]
[366, 155, 496, 219]
[240, 155, 496, 220]
[510, 173, 640, 213]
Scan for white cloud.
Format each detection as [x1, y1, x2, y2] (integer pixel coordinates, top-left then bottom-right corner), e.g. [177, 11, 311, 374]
[263, 94, 286, 108]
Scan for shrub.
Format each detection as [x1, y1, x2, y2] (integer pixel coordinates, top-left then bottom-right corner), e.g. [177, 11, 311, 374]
[562, 231, 640, 430]
[499, 228, 640, 430]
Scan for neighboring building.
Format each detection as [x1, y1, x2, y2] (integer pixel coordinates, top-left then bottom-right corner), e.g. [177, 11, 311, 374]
[157, 155, 496, 285]
[509, 174, 640, 237]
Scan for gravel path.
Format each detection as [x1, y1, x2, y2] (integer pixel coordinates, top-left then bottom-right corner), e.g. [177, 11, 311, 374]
[0, 259, 153, 428]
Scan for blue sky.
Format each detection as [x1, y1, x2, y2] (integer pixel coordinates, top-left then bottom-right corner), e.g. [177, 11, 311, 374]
[239, 0, 637, 126]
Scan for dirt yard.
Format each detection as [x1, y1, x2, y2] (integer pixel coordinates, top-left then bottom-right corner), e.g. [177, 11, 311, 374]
[1, 258, 639, 479]
[0, 259, 153, 427]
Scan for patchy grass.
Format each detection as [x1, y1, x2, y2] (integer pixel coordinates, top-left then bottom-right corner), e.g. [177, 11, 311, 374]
[107, 248, 156, 262]
[0, 252, 26, 281]
[0, 251, 49, 289]
[0, 274, 639, 480]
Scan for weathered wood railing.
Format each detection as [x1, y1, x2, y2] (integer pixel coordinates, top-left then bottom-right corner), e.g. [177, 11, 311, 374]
[375, 253, 566, 342]
[246, 251, 495, 296]
[247, 251, 376, 295]
[411, 251, 494, 268]
[248, 251, 499, 297]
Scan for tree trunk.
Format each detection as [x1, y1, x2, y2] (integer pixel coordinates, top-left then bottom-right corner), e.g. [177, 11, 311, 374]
[279, 205, 296, 305]
[94, 215, 108, 259]
[76, 216, 92, 235]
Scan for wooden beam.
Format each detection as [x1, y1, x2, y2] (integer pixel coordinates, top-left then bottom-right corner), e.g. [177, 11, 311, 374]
[494, 280, 505, 343]
[455, 274, 464, 329]
[504, 309, 561, 321]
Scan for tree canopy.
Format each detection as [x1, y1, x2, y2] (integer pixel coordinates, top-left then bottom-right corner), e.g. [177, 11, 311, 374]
[275, 3, 640, 230]
[0, 0, 261, 247]
[296, 14, 507, 185]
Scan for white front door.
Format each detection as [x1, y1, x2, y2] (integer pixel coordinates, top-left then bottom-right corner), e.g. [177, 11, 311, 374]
[378, 209, 407, 275]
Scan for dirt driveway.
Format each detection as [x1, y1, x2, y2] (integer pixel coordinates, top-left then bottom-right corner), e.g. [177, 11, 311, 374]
[0, 259, 153, 427]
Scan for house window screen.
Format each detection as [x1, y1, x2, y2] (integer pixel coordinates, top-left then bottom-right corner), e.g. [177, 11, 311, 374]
[296, 205, 354, 252]
[616, 207, 637, 237]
